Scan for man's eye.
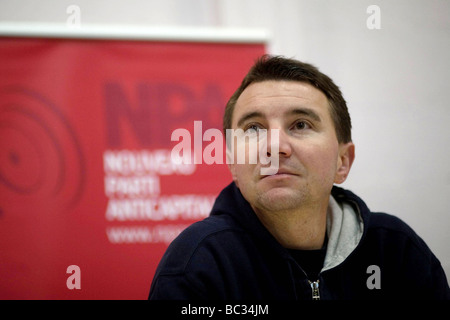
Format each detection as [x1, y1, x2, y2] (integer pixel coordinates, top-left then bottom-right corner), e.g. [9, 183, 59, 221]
[245, 124, 262, 133]
[293, 121, 310, 130]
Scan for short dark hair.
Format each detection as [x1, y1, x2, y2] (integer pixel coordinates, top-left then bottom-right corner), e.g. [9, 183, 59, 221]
[223, 55, 352, 143]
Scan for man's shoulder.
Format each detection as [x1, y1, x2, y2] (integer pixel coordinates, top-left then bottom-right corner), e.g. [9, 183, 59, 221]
[367, 211, 414, 233]
[180, 214, 243, 246]
[365, 211, 433, 256]
[155, 214, 245, 274]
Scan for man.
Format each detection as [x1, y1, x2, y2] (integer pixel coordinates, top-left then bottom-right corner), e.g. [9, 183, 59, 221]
[149, 55, 450, 299]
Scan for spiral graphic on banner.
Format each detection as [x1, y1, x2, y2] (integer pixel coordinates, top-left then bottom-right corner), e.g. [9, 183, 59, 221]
[0, 86, 86, 209]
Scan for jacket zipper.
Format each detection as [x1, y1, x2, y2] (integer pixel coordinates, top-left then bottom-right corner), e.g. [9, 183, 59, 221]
[308, 280, 320, 300]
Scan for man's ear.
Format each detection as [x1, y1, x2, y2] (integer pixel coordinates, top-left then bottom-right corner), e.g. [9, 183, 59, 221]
[334, 142, 355, 184]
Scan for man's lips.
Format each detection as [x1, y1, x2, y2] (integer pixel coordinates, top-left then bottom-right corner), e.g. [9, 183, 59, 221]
[260, 168, 300, 179]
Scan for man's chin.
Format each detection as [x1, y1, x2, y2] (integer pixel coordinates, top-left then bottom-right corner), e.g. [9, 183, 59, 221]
[256, 187, 306, 211]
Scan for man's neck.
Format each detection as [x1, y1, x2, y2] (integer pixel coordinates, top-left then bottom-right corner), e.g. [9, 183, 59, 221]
[252, 199, 328, 250]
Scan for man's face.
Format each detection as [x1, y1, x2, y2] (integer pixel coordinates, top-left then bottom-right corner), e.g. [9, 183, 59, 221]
[228, 80, 354, 213]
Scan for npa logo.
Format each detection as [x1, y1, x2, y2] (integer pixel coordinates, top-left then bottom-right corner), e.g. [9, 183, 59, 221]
[102, 81, 227, 245]
[104, 82, 226, 148]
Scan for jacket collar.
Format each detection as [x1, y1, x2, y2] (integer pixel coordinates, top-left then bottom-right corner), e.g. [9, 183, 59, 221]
[210, 182, 370, 267]
[210, 182, 290, 257]
[323, 191, 364, 271]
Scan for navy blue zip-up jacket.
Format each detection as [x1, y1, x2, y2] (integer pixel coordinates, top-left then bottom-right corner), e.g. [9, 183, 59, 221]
[149, 183, 450, 300]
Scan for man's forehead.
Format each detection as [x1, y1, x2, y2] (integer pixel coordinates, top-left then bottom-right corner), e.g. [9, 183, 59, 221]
[233, 80, 329, 122]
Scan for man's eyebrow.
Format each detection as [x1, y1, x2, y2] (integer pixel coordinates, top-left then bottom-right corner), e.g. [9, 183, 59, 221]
[236, 108, 322, 128]
[289, 108, 322, 122]
[236, 111, 264, 128]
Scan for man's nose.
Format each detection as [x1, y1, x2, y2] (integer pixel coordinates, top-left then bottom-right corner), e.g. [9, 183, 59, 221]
[266, 128, 292, 158]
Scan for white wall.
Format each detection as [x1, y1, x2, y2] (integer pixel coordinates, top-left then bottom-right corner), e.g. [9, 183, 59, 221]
[1, 0, 449, 279]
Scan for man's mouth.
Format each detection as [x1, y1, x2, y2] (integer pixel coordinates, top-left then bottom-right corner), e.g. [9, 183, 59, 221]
[260, 168, 299, 179]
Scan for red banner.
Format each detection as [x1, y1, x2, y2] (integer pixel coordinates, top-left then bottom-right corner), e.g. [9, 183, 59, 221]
[0, 34, 265, 299]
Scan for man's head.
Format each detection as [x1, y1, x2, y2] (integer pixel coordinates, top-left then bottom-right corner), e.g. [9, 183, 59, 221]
[223, 55, 352, 144]
[224, 55, 355, 213]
